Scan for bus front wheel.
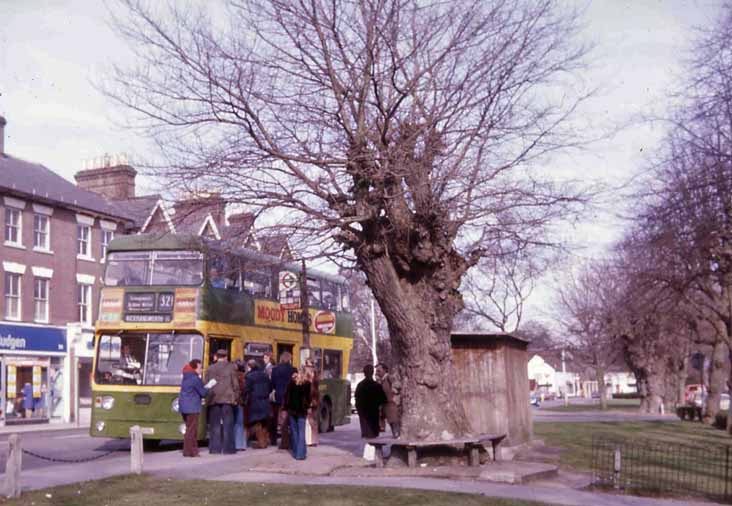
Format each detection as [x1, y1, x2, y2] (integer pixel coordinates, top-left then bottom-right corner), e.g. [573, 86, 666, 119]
[318, 399, 333, 433]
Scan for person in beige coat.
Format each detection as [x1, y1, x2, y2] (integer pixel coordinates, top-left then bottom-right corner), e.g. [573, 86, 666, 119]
[205, 349, 241, 453]
[376, 363, 400, 438]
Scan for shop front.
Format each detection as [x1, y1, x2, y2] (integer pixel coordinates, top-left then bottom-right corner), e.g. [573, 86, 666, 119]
[0, 322, 67, 425]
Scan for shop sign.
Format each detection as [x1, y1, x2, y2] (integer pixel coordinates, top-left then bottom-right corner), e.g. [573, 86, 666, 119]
[313, 311, 337, 334]
[0, 323, 66, 353]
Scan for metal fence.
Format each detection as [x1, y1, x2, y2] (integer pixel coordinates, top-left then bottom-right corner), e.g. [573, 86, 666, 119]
[591, 435, 732, 503]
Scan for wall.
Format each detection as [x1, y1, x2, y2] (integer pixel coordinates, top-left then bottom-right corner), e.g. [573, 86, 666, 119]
[452, 334, 532, 447]
[0, 194, 120, 325]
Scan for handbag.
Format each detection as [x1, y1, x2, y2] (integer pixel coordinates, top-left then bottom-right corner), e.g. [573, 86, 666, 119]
[305, 415, 313, 445]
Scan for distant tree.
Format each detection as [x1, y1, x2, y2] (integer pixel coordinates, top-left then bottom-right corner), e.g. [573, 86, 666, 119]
[107, 0, 591, 439]
[343, 269, 391, 373]
[554, 260, 624, 410]
[515, 320, 559, 351]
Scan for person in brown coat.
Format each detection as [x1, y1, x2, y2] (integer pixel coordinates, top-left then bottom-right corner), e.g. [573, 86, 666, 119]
[205, 349, 240, 454]
[376, 363, 400, 438]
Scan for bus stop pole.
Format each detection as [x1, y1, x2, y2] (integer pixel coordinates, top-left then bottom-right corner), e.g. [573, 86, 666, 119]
[300, 259, 311, 363]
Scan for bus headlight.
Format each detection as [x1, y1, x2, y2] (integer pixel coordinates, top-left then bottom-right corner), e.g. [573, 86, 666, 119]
[178, 423, 187, 435]
[101, 396, 115, 410]
[95, 421, 105, 432]
[171, 397, 180, 413]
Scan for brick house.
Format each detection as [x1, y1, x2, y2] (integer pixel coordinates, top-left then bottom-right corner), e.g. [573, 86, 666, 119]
[0, 116, 134, 425]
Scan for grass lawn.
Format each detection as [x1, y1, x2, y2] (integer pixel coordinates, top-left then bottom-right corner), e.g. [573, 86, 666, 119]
[535, 421, 732, 501]
[541, 399, 641, 412]
[0, 475, 557, 506]
[534, 420, 731, 472]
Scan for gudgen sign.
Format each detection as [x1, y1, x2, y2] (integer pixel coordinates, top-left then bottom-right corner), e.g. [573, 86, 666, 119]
[0, 323, 66, 353]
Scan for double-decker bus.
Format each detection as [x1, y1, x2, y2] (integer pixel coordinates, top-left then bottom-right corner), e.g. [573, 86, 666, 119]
[90, 233, 352, 446]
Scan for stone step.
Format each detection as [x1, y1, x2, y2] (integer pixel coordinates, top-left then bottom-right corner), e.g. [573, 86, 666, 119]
[478, 461, 559, 484]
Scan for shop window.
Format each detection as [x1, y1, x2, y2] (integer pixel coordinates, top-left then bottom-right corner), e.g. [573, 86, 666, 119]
[33, 214, 50, 251]
[4, 272, 21, 320]
[100, 230, 114, 261]
[33, 277, 49, 323]
[322, 349, 342, 379]
[77, 283, 92, 324]
[4, 208, 21, 246]
[5, 360, 50, 420]
[77, 225, 91, 258]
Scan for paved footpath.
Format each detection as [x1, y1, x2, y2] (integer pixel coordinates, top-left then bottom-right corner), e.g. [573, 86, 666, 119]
[0, 439, 723, 506]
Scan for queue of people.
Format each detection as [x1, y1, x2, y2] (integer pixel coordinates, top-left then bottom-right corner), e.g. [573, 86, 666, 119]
[179, 352, 403, 462]
[179, 350, 317, 460]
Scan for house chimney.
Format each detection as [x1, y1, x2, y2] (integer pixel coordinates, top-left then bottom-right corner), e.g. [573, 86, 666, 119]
[75, 158, 137, 200]
[0, 116, 6, 155]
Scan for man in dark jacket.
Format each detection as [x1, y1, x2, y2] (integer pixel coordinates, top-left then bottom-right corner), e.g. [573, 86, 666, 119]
[355, 364, 387, 459]
[270, 352, 296, 445]
[205, 349, 240, 454]
[244, 359, 272, 448]
[179, 359, 209, 457]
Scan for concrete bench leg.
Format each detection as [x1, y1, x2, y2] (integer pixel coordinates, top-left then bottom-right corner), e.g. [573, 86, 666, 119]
[407, 446, 417, 468]
[492, 441, 501, 461]
[468, 444, 480, 467]
[373, 445, 384, 468]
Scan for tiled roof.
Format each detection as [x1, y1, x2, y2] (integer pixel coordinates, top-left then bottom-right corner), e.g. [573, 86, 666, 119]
[0, 153, 134, 221]
[112, 195, 160, 228]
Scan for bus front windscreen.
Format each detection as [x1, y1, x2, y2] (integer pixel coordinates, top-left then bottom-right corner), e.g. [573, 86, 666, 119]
[95, 333, 204, 386]
[104, 251, 204, 286]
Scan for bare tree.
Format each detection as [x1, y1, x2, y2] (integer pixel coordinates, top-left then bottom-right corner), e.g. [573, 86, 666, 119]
[106, 0, 590, 438]
[460, 248, 545, 333]
[343, 269, 391, 373]
[554, 260, 624, 410]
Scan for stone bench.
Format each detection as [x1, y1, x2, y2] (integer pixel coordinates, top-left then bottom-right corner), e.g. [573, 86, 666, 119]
[365, 433, 506, 468]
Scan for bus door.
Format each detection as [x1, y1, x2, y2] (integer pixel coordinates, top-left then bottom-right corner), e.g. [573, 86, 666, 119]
[208, 337, 233, 365]
[276, 343, 294, 363]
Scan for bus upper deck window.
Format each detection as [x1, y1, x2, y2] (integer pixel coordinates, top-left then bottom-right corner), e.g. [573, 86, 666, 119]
[307, 277, 321, 307]
[338, 285, 350, 311]
[152, 251, 204, 286]
[321, 280, 338, 311]
[104, 252, 151, 286]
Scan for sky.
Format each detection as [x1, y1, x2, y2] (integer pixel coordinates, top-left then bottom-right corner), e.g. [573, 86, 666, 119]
[0, 0, 725, 325]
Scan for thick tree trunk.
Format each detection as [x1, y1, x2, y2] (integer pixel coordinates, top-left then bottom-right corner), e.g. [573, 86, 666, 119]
[703, 340, 726, 424]
[360, 255, 470, 440]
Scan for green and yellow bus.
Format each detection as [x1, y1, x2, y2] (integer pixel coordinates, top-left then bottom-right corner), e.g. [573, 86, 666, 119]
[90, 233, 352, 445]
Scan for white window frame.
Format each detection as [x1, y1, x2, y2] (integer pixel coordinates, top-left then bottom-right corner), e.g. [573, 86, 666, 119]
[77, 283, 93, 325]
[77, 224, 94, 260]
[33, 277, 49, 323]
[100, 229, 114, 262]
[4, 272, 21, 321]
[33, 214, 51, 252]
[4, 207, 23, 248]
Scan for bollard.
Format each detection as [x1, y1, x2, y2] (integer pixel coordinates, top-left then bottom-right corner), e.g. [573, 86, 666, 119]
[129, 425, 143, 475]
[4, 434, 22, 498]
[613, 446, 622, 490]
